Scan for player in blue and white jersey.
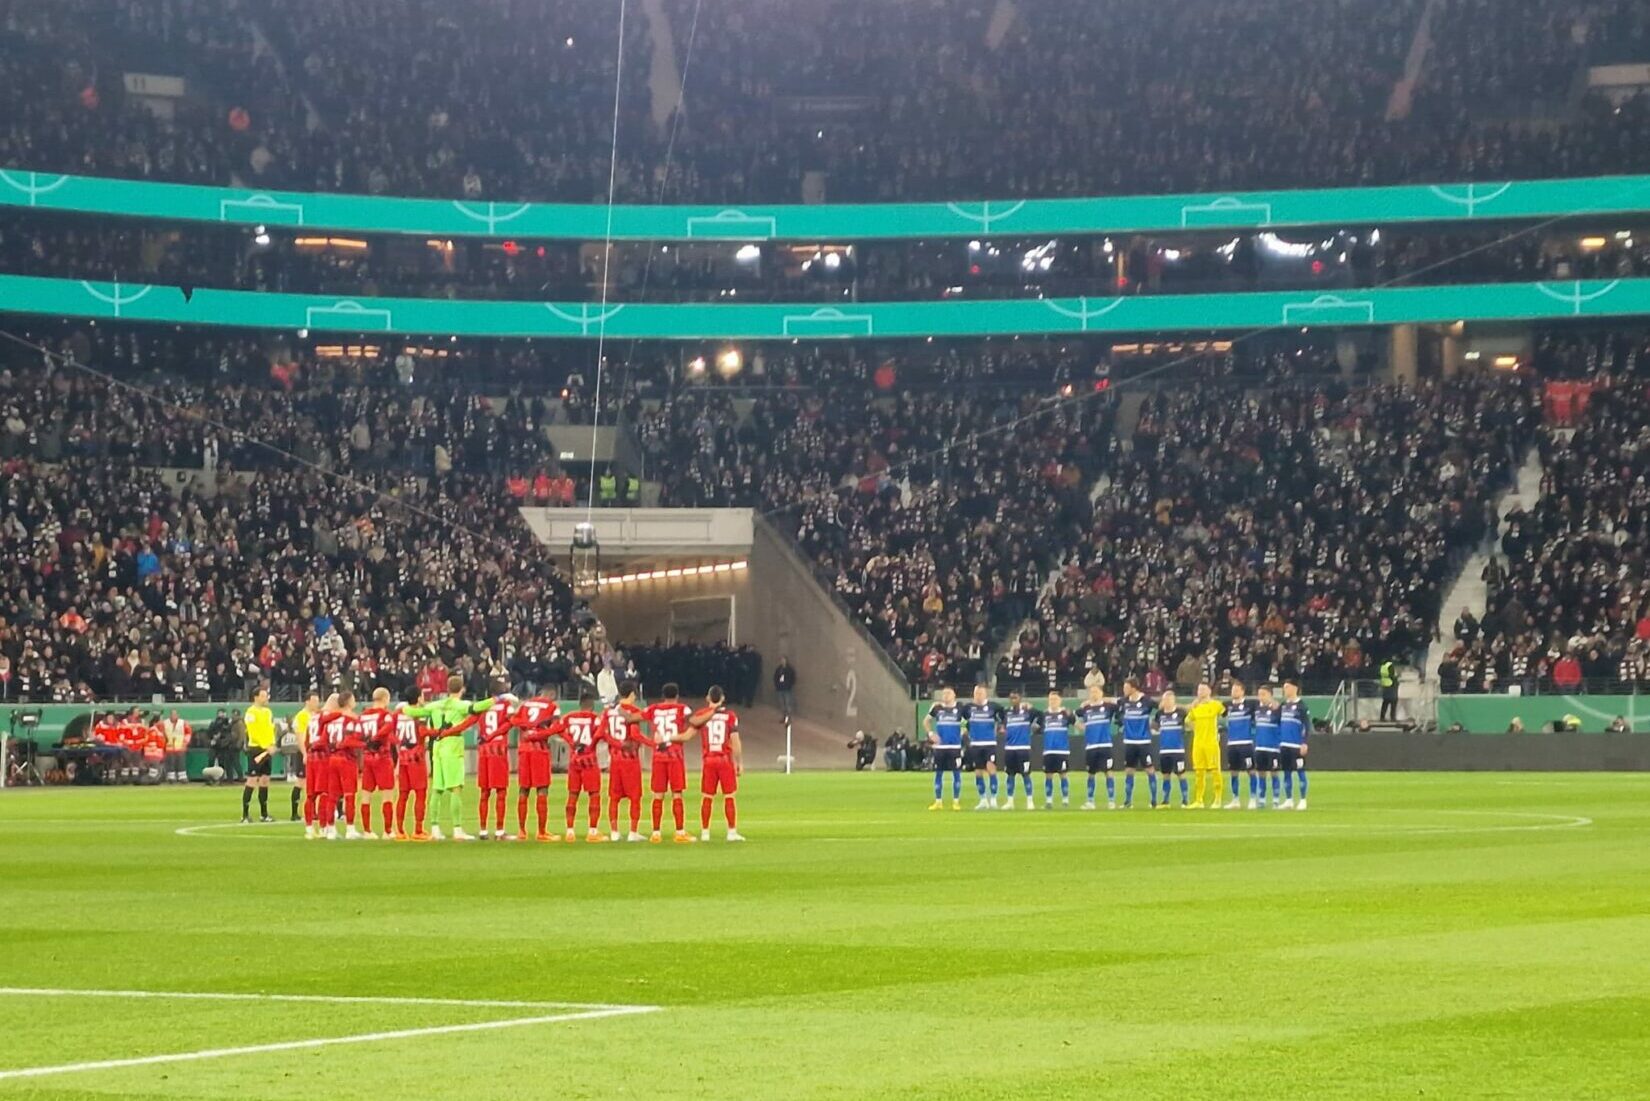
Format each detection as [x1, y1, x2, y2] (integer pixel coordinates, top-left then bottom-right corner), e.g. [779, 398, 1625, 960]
[1117, 679, 1158, 809]
[1076, 683, 1117, 810]
[1038, 691, 1074, 809]
[1224, 680, 1260, 809]
[923, 687, 965, 811]
[1278, 680, 1310, 810]
[958, 684, 1004, 810]
[1000, 692, 1038, 811]
[1252, 685, 1284, 808]
[1154, 691, 1192, 808]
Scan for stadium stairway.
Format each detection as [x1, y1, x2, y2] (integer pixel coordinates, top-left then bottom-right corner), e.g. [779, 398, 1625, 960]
[1424, 444, 1545, 684]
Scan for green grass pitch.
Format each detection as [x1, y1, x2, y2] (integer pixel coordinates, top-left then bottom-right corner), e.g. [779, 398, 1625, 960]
[2, 772, 1648, 1100]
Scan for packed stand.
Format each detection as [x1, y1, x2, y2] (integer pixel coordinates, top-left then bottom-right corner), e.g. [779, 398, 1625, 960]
[637, 344, 1111, 686]
[0, 325, 623, 702]
[0, 456, 599, 703]
[1449, 330, 1650, 692]
[1014, 368, 1538, 695]
[3, 0, 1650, 204]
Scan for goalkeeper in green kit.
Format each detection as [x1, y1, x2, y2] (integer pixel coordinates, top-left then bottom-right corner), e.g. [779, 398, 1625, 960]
[400, 674, 503, 841]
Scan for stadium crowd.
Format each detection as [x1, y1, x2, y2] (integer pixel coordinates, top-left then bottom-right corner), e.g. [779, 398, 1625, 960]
[2, 0, 1649, 204]
[1005, 367, 1538, 695]
[1442, 329, 1650, 692]
[636, 343, 1113, 685]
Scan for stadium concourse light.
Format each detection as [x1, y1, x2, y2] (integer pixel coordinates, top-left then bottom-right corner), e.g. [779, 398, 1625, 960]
[735, 244, 760, 262]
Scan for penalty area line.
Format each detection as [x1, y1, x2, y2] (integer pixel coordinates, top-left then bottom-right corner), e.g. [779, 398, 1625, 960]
[0, 1005, 660, 1082]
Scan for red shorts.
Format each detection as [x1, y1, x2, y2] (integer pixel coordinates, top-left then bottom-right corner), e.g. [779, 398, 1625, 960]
[701, 757, 738, 795]
[329, 756, 359, 797]
[397, 758, 429, 791]
[304, 753, 330, 789]
[567, 760, 602, 795]
[478, 752, 510, 791]
[517, 748, 552, 789]
[608, 756, 642, 800]
[650, 753, 686, 794]
[361, 753, 395, 793]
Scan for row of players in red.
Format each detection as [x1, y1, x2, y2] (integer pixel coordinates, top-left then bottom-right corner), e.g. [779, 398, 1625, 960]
[294, 679, 746, 843]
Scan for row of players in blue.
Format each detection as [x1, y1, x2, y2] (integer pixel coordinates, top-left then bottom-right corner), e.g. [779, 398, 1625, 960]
[922, 679, 1311, 811]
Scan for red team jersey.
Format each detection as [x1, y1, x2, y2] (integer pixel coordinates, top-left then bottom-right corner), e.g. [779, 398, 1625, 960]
[699, 706, 740, 795]
[559, 709, 603, 795]
[393, 710, 428, 762]
[601, 702, 649, 802]
[601, 703, 650, 760]
[474, 699, 515, 790]
[357, 706, 397, 792]
[319, 709, 362, 796]
[512, 697, 559, 788]
[644, 702, 693, 760]
[645, 700, 693, 793]
[512, 698, 560, 746]
[394, 710, 430, 790]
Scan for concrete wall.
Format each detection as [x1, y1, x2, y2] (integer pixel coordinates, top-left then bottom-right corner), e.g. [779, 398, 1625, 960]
[595, 517, 914, 740]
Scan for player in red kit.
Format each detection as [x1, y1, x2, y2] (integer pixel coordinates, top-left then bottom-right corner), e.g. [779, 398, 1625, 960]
[600, 680, 653, 842]
[644, 683, 695, 843]
[302, 701, 332, 840]
[554, 691, 606, 842]
[511, 694, 560, 841]
[357, 688, 399, 840]
[317, 691, 363, 840]
[393, 689, 431, 840]
[674, 685, 746, 843]
[445, 680, 518, 840]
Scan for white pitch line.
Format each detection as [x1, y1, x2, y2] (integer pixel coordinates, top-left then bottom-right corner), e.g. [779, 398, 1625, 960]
[0, 1006, 658, 1082]
[0, 987, 648, 1011]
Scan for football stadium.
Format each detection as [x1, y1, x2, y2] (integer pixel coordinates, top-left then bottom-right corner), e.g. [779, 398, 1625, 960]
[2, 0, 1650, 1097]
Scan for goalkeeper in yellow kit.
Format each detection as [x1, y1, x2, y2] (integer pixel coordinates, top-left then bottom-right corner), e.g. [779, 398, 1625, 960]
[1187, 682, 1226, 809]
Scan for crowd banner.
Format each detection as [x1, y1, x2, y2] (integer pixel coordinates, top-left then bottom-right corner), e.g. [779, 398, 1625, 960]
[1, 272, 1647, 339]
[2, 168, 1650, 240]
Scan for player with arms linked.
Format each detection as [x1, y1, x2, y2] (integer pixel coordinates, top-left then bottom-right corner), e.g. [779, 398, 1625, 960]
[960, 684, 1004, 810]
[1278, 680, 1310, 810]
[1000, 691, 1038, 811]
[1252, 685, 1284, 808]
[670, 686, 745, 842]
[1154, 691, 1192, 809]
[1039, 691, 1075, 809]
[1077, 682, 1117, 809]
[644, 684, 697, 842]
[924, 687, 965, 811]
[1223, 680, 1261, 809]
[1118, 679, 1157, 809]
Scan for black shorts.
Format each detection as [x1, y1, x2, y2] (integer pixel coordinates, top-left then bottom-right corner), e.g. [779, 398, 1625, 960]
[1003, 748, 1032, 775]
[1280, 745, 1304, 771]
[1042, 752, 1069, 774]
[1255, 748, 1281, 772]
[965, 744, 997, 771]
[933, 747, 963, 772]
[244, 749, 273, 777]
[1084, 746, 1114, 773]
[1122, 744, 1152, 770]
[1226, 745, 1255, 772]
[1157, 751, 1186, 775]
